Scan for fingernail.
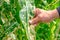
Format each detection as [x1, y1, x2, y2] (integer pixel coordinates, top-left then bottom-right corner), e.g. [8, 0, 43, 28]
[29, 20, 32, 25]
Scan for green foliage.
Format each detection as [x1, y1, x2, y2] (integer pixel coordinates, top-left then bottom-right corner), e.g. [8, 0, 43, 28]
[0, 0, 60, 40]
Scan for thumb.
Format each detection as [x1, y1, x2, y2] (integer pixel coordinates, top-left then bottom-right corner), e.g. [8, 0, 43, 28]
[29, 16, 41, 25]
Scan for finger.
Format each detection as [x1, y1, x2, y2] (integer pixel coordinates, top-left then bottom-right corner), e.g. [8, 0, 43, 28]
[29, 16, 40, 25]
[33, 8, 41, 16]
[33, 23, 38, 27]
[33, 8, 41, 18]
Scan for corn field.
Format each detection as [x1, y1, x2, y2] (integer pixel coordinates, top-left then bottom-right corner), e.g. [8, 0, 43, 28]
[0, 0, 60, 40]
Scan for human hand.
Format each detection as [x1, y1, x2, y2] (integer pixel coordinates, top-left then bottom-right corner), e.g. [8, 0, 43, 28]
[29, 8, 59, 25]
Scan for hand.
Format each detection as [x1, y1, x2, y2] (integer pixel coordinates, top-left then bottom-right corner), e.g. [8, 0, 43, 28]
[29, 8, 59, 25]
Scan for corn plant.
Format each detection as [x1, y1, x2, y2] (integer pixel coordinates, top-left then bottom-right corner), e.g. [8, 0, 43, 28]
[0, 0, 60, 40]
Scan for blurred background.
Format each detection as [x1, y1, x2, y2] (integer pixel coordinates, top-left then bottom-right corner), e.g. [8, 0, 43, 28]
[0, 0, 60, 40]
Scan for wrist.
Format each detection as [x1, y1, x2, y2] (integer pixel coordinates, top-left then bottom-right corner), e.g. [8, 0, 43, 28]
[52, 9, 59, 19]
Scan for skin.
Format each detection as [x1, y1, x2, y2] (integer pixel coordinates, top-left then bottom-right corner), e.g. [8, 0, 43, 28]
[29, 8, 59, 25]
